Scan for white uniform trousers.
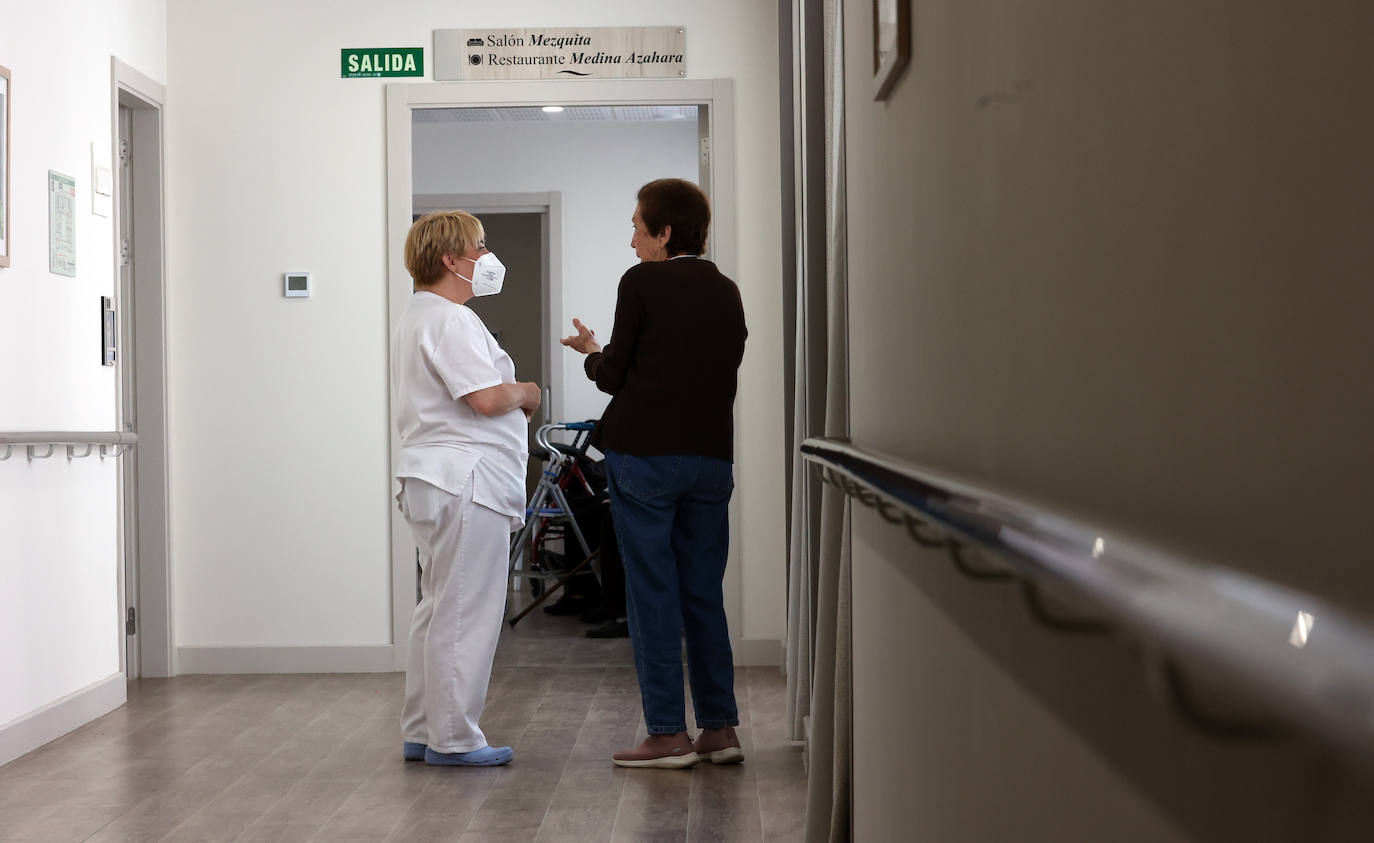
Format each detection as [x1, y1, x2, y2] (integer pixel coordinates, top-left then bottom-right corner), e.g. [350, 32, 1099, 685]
[399, 476, 511, 753]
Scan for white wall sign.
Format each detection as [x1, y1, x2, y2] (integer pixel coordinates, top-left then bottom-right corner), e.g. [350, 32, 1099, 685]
[48, 170, 76, 277]
[434, 27, 686, 81]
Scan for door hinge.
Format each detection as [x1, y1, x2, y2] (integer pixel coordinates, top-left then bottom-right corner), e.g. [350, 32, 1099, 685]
[120, 238, 132, 268]
[126, 607, 136, 636]
[700, 137, 711, 167]
[118, 139, 130, 167]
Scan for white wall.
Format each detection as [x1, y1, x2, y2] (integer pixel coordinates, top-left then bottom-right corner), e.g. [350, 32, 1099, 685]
[0, 0, 165, 736]
[413, 117, 700, 424]
[166, 0, 785, 652]
[844, 0, 1374, 839]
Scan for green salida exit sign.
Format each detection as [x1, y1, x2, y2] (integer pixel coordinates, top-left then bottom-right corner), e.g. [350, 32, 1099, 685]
[341, 47, 424, 78]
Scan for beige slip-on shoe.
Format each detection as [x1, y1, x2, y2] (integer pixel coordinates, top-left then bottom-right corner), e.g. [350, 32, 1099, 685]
[692, 726, 745, 764]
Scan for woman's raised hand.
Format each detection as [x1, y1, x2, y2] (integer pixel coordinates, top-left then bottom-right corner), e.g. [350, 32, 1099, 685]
[560, 318, 602, 355]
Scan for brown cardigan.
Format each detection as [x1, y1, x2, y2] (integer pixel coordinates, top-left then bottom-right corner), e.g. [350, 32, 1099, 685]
[584, 257, 748, 462]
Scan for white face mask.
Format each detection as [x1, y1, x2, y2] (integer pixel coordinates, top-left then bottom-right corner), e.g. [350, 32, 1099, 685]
[459, 252, 506, 296]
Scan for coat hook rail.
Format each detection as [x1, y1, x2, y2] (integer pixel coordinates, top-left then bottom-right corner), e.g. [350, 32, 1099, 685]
[0, 432, 138, 464]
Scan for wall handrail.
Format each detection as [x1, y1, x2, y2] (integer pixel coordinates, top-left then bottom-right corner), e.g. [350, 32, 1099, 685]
[801, 435, 1374, 764]
[0, 431, 138, 460]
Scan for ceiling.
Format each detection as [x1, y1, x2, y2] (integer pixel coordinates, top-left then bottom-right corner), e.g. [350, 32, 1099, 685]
[412, 105, 699, 124]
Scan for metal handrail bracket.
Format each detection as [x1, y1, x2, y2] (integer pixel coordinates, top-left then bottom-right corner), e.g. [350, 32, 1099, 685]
[800, 436, 1374, 764]
[0, 432, 138, 461]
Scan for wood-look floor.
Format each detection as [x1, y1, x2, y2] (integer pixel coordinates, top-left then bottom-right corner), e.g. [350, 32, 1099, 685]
[0, 608, 807, 842]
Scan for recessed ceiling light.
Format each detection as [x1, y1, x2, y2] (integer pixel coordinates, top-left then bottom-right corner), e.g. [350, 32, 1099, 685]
[541, 106, 564, 113]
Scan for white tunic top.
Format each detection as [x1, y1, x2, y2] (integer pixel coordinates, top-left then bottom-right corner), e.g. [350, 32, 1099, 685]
[392, 291, 528, 528]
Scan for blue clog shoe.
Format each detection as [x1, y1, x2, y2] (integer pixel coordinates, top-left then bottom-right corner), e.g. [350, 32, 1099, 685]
[424, 745, 514, 767]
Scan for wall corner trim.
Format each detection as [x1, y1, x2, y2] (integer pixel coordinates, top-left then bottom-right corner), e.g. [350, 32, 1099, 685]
[0, 673, 127, 767]
[175, 645, 397, 675]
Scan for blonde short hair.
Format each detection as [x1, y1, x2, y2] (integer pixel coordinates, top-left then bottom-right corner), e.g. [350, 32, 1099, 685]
[405, 210, 484, 287]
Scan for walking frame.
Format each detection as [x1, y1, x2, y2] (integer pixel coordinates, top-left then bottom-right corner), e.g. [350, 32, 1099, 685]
[506, 421, 601, 625]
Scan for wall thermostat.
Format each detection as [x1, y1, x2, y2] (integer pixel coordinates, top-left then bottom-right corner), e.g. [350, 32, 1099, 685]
[284, 272, 311, 298]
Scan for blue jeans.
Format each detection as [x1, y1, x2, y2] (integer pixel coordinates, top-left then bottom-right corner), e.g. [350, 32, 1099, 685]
[605, 451, 739, 735]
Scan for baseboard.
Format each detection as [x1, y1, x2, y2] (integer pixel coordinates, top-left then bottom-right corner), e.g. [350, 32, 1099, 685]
[733, 637, 784, 666]
[177, 640, 772, 672]
[176, 645, 397, 674]
[0, 673, 127, 767]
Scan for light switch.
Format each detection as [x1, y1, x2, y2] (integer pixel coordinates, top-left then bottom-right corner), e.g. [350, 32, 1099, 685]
[92, 143, 113, 218]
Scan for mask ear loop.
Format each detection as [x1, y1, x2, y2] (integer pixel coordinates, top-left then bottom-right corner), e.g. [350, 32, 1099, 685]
[451, 254, 477, 285]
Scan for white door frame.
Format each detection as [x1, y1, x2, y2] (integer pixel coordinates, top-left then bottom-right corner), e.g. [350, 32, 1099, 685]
[412, 191, 564, 428]
[385, 79, 739, 669]
[111, 58, 173, 678]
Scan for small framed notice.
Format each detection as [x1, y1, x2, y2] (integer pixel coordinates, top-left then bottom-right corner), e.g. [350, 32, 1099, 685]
[49, 170, 76, 277]
[1, 64, 10, 267]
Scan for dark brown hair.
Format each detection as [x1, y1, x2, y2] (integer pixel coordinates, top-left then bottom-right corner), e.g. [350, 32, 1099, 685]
[636, 179, 710, 256]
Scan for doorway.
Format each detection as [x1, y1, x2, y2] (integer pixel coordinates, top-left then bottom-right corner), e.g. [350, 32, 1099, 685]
[112, 59, 172, 678]
[386, 79, 740, 669]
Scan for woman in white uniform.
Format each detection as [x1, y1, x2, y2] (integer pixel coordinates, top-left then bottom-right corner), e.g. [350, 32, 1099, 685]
[392, 210, 541, 766]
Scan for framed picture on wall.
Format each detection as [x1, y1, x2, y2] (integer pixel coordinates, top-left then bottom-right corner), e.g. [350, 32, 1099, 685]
[873, 0, 911, 101]
[1, 64, 10, 267]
